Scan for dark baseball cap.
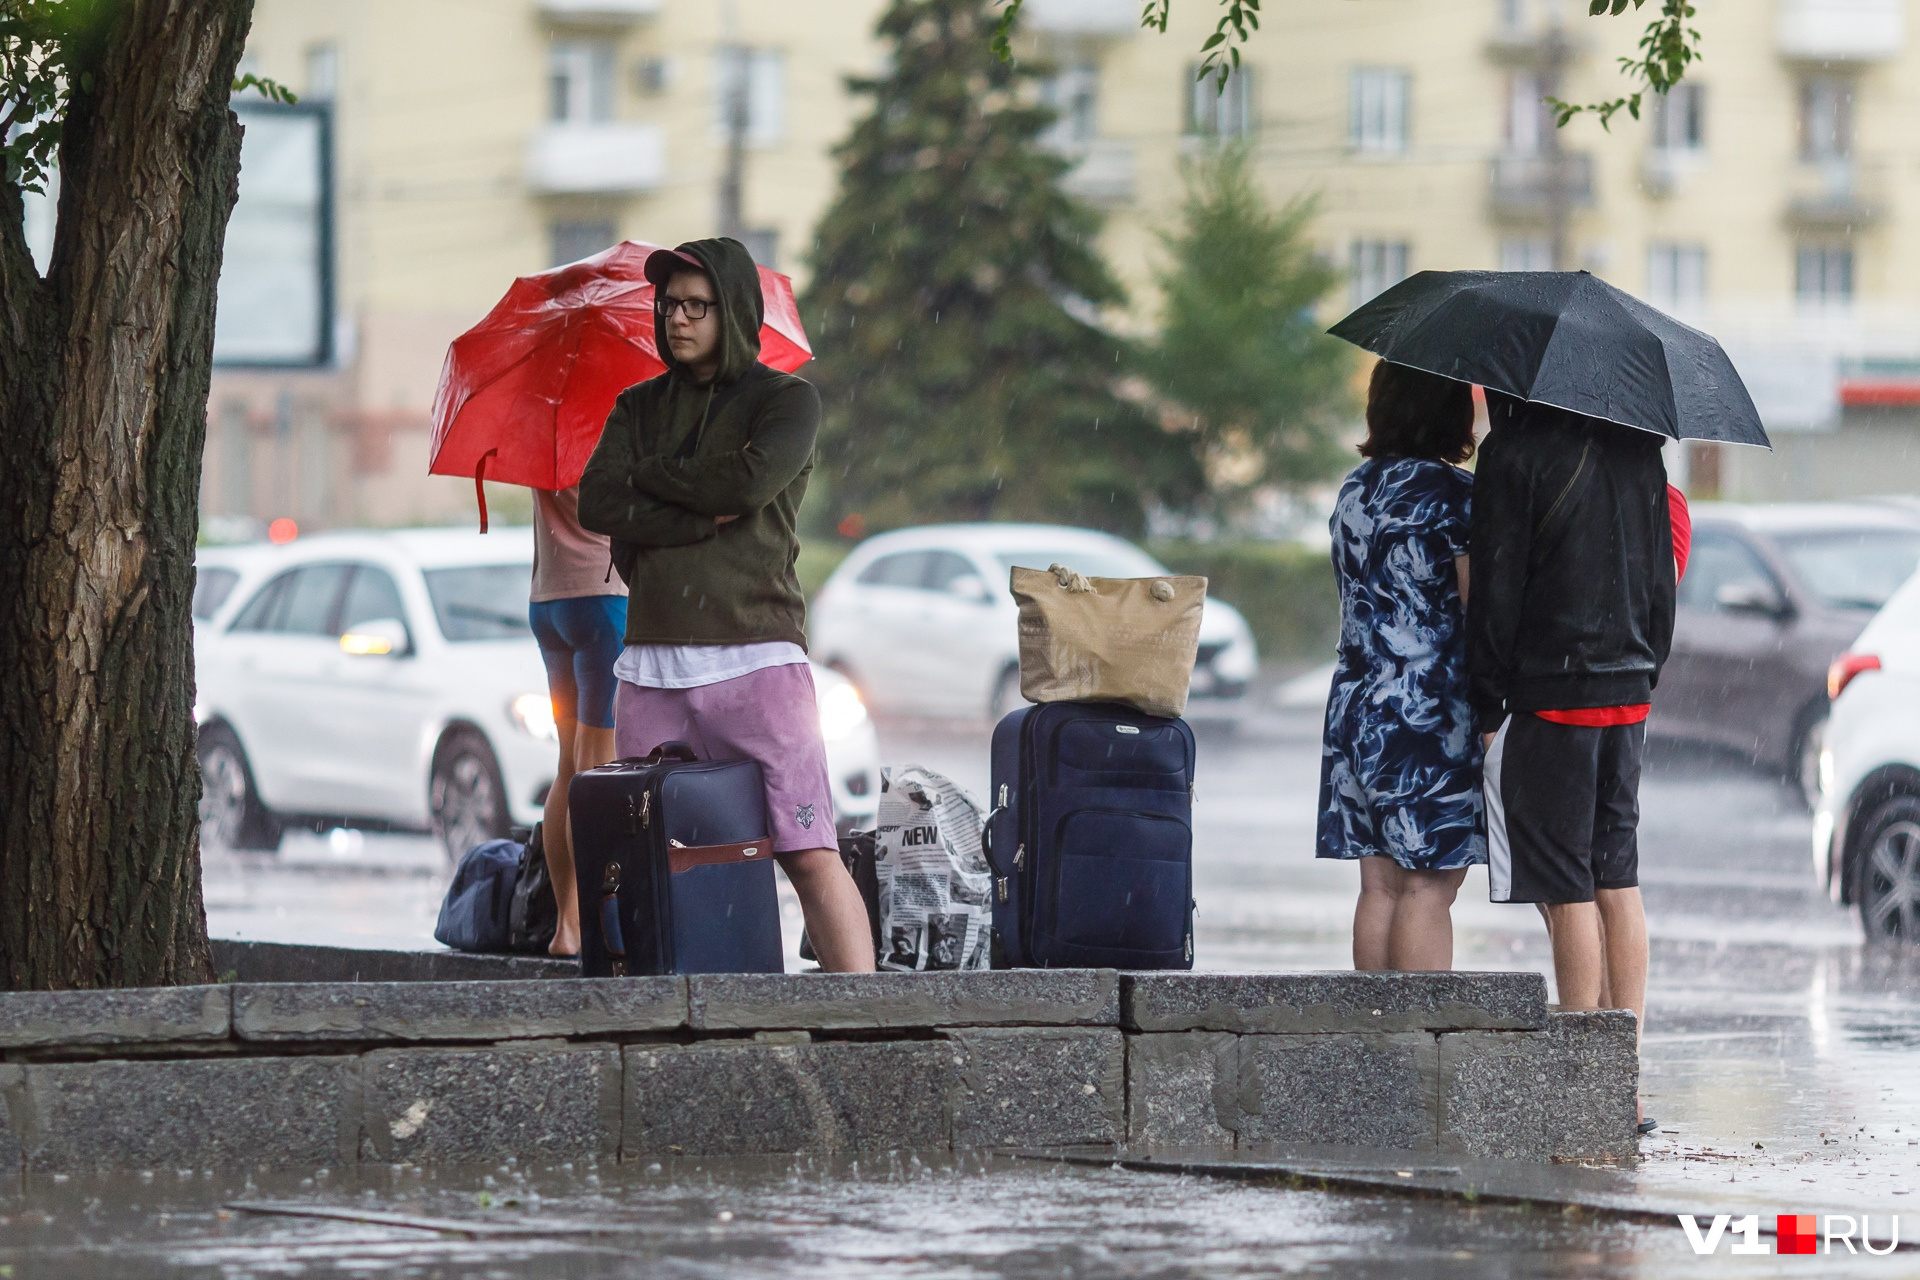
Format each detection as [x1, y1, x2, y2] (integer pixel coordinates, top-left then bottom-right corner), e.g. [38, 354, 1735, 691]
[644, 246, 709, 288]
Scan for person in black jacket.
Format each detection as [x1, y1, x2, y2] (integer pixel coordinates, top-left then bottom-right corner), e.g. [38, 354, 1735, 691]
[1468, 392, 1673, 1117]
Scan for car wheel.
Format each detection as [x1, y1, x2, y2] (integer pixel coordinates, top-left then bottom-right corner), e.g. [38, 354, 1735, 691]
[196, 724, 283, 853]
[1856, 794, 1920, 946]
[431, 728, 510, 864]
[989, 664, 1024, 721]
[1790, 706, 1828, 812]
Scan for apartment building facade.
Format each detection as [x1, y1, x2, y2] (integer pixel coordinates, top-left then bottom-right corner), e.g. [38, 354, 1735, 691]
[85, 0, 1918, 530]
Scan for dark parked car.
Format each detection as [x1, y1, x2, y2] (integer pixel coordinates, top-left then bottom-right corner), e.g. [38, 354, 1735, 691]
[1652, 502, 1920, 804]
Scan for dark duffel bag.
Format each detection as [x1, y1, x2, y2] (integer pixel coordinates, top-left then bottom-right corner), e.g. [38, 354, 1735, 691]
[985, 701, 1196, 970]
[507, 822, 559, 954]
[569, 741, 783, 977]
[799, 829, 882, 967]
[434, 837, 522, 952]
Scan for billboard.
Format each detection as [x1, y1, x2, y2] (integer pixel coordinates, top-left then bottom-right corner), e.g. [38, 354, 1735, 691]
[213, 102, 332, 366]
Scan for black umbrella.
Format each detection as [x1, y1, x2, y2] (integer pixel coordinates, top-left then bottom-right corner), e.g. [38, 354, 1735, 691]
[1329, 270, 1770, 448]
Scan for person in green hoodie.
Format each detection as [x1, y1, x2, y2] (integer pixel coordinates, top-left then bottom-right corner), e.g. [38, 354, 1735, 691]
[577, 238, 875, 973]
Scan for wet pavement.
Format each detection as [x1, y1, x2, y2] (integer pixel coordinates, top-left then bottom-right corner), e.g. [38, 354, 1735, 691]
[127, 704, 1920, 1271]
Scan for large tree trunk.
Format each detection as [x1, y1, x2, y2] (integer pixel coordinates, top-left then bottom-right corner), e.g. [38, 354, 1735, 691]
[0, 0, 254, 989]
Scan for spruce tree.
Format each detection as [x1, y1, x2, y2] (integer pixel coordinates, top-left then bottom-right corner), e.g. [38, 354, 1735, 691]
[802, 0, 1201, 538]
[1144, 145, 1357, 512]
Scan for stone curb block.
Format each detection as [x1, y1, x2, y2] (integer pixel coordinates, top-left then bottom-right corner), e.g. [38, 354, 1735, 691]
[20, 1056, 360, 1173]
[1228, 1032, 1442, 1151]
[360, 1045, 622, 1165]
[945, 1027, 1125, 1150]
[232, 977, 687, 1042]
[624, 1040, 961, 1157]
[211, 939, 578, 984]
[1126, 1031, 1237, 1149]
[1121, 973, 1549, 1035]
[1438, 1009, 1640, 1163]
[688, 970, 1120, 1031]
[0, 985, 230, 1049]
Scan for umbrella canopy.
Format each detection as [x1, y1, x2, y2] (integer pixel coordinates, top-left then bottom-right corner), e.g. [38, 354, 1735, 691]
[429, 240, 812, 494]
[1329, 270, 1770, 448]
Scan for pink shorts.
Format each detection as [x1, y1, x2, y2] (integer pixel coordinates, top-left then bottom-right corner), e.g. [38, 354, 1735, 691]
[613, 664, 837, 853]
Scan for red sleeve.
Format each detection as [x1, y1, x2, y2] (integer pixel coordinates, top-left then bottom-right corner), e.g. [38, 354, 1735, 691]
[1668, 484, 1691, 582]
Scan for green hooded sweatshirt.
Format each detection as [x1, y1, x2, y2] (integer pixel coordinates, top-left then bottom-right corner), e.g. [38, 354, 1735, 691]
[577, 238, 821, 649]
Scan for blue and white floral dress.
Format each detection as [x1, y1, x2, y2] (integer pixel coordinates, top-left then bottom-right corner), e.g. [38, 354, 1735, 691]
[1316, 457, 1485, 871]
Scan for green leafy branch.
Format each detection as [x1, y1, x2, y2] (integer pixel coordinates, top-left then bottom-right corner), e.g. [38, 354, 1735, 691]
[1546, 0, 1701, 129]
[232, 72, 297, 105]
[994, 0, 1262, 93]
[4, 0, 293, 197]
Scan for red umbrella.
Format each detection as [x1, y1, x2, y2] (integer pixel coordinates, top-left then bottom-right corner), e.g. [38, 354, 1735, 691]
[428, 240, 812, 527]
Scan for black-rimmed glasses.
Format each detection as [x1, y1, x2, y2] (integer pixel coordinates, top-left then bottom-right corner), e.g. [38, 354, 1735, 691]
[655, 296, 714, 321]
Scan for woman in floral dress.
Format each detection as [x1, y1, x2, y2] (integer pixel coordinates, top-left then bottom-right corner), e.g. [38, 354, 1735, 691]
[1317, 360, 1483, 971]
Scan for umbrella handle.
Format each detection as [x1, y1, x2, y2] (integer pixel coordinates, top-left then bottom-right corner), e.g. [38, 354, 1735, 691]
[474, 449, 498, 534]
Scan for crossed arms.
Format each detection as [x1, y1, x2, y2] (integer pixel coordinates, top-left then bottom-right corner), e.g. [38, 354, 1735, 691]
[576, 379, 820, 548]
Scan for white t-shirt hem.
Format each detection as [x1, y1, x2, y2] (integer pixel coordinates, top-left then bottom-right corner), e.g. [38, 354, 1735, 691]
[613, 641, 809, 690]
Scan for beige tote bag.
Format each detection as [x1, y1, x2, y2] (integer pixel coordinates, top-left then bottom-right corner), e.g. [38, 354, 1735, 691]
[1010, 563, 1207, 719]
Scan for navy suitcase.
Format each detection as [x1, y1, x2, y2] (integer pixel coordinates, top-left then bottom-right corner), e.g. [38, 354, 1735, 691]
[984, 702, 1196, 969]
[569, 742, 784, 977]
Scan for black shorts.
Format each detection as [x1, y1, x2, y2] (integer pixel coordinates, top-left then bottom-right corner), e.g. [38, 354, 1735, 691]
[1484, 714, 1643, 904]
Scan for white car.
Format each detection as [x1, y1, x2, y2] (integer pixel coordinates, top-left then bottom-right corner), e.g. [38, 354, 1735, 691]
[810, 523, 1259, 720]
[195, 529, 880, 860]
[1814, 568, 1920, 943]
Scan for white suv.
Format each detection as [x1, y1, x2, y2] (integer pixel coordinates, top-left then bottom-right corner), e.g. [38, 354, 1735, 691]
[1814, 568, 1920, 943]
[810, 523, 1259, 719]
[196, 529, 880, 861]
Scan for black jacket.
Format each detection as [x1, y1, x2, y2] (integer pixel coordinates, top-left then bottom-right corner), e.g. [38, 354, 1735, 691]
[1466, 394, 1675, 732]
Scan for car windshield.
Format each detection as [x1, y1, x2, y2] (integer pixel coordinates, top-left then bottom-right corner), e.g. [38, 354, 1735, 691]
[423, 565, 532, 641]
[994, 547, 1164, 580]
[192, 566, 240, 620]
[1773, 530, 1920, 610]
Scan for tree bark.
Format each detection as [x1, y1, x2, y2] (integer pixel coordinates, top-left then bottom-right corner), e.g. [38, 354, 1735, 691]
[0, 0, 254, 989]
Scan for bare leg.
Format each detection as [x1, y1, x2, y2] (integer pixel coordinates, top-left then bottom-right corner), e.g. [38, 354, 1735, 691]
[1595, 887, 1648, 1040]
[1543, 900, 1606, 1009]
[1353, 856, 1401, 971]
[1536, 902, 1613, 1007]
[544, 722, 617, 957]
[1386, 867, 1468, 971]
[777, 847, 876, 973]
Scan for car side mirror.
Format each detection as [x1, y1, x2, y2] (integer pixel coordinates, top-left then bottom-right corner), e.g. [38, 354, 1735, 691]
[948, 574, 995, 605]
[340, 617, 412, 656]
[1716, 583, 1789, 619]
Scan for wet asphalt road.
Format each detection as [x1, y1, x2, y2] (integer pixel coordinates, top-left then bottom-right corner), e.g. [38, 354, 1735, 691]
[125, 703, 1920, 1273]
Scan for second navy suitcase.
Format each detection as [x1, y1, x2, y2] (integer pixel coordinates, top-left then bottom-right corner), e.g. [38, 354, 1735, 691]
[984, 701, 1196, 970]
[569, 742, 784, 977]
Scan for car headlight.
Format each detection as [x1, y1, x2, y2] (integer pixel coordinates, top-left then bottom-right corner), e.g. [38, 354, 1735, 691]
[510, 692, 559, 742]
[818, 680, 869, 743]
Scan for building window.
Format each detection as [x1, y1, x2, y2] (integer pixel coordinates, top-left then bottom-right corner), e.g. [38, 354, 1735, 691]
[1647, 242, 1707, 306]
[1187, 66, 1254, 138]
[1649, 83, 1703, 151]
[738, 228, 779, 268]
[1800, 76, 1853, 161]
[1041, 62, 1100, 147]
[550, 219, 616, 268]
[711, 48, 785, 147]
[1350, 240, 1409, 304]
[551, 40, 616, 124]
[213, 103, 332, 366]
[1499, 237, 1553, 272]
[1506, 72, 1550, 154]
[1796, 243, 1853, 302]
[1349, 68, 1409, 154]
[305, 42, 338, 101]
